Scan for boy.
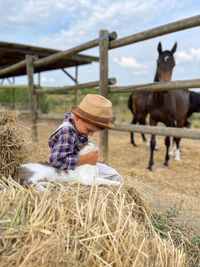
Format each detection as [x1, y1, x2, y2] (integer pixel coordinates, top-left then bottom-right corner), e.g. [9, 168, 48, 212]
[48, 94, 114, 170]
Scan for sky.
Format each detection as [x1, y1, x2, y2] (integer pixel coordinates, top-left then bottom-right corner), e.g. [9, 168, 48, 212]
[0, 0, 200, 89]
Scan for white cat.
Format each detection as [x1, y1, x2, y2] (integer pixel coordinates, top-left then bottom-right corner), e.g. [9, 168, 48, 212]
[13, 142, 123, 191]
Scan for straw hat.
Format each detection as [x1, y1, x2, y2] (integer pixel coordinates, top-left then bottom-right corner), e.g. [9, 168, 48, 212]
[71, 94, 114, 129]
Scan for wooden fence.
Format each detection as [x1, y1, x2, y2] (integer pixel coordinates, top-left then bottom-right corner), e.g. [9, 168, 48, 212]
[1, 15, 200, 163]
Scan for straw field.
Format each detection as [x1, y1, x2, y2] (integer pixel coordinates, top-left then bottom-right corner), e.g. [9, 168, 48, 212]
[0, 113, 200, 266]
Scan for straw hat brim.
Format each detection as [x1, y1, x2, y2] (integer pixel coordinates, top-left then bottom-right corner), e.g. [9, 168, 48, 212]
[71, 106, 114, 129]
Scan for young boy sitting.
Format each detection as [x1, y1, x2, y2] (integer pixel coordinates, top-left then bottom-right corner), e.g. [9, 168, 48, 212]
[48, 94, 114, 170]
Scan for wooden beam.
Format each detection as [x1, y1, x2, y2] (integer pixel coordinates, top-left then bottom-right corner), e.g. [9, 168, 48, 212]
[0, 84, 40, 89]
[0, 60, 26, 76]
[109, 79, 200, 93]
[69, 54, 99, 62]
[37, 114, 64, 120]
[26, 55, 37, 142]
[0, 32, 115, 77]
[61, 68, 77, 83]
[112, 123, 200, 139]
[35, 78, 116, 94]
[75, 65, 78, 105]
[99, 29, 110, 164]
[0, 41, 99, 61]
[110, 15, 200, 49]
[34, 31, 117, 69]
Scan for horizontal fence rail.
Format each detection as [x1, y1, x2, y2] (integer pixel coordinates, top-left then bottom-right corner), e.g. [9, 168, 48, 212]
[37, 114, 64, 120]
[35, 78, 116, 94]
[109, 79, 200, 93]
[112, 124, 200, 140]
[2, 79, 200, 93]
[0, 84, 40, 89]
[34, 31, 117, 68]
[109, 15, 200, 49]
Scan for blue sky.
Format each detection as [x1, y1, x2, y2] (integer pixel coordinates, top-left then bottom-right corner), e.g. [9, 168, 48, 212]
[0, 0, 200, 88]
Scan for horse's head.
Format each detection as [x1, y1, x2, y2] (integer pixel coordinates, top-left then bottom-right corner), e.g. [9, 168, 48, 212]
[155, 41, 177, 82]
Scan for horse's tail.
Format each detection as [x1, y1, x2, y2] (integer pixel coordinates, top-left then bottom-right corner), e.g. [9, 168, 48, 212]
[128, 93, 135, 113]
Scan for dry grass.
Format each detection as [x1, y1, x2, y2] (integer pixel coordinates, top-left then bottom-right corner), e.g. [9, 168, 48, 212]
[0, 177, 187, 267]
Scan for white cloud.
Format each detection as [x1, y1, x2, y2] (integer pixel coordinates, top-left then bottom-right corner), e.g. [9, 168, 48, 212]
[0, 0, 77, 32]
[41, 76, 55, 83]
[38, 0, 174, 49]
[176, 48, 200, 63]
[113, 56, 148, 70]
[133, 70, 149, 76]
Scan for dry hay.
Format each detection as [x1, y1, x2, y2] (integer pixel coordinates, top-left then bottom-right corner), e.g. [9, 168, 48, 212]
[0, 110, 33, 178]
[0, 177, 187, 267]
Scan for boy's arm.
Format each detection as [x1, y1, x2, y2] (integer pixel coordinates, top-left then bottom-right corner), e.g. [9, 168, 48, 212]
[49, 128, 78, 170]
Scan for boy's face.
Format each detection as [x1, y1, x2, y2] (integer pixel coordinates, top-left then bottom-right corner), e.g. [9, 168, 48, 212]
[73, 116, 102, 136]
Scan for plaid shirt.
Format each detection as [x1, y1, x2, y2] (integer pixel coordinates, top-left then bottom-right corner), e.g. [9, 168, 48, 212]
[48, 113, 88, 170]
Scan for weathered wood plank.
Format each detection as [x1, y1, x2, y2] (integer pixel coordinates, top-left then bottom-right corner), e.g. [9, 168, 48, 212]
[112, 123, 200, 139]
[0, 32, 115, 77]
[109, 79, 200, 93]
[37, 114, 64, 120]
[34, 31, 117, 68]
[99, 29, 110, 164]
[35, 78, 116, 94]
[26, 55, 37, 142]
[0, 84, 40, 89]
[110, 15, 200, 49]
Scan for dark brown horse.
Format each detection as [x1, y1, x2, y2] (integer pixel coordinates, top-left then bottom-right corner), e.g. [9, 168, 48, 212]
[169, 90, 200, 157]
[147, 42, 189, 171]
[128, 92, 150, 146]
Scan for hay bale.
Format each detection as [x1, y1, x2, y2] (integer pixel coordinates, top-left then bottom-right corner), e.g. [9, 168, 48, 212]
[0, 110, 33, 178]
[0, 178, 187, 266]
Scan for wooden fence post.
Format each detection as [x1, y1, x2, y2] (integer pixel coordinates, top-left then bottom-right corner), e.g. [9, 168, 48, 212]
[37, 72, 41, 112]
[75, 65, 78, 105]
[26, 55, 37, 142]
[99, 29, 109, 164]
[12, 77, 16, 110]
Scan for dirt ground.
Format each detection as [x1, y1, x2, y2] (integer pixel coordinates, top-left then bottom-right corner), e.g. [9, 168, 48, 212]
[26, 118, 200, 232]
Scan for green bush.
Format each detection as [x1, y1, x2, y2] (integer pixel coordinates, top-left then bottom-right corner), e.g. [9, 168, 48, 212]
[0, 87, 49, 113]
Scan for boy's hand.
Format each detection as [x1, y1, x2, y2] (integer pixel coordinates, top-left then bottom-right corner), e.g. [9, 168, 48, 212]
[77, 149, 99, 166]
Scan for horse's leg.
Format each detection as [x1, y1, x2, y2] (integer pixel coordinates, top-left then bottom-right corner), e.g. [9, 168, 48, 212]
[147, 134, 156, 171]
[173, 137, 181, 160]
[139, 117, 149, 146]
[169, 122, 177, 156]
[163, 136, 170, 167]
[169, 138, 176, 156]
[130, 116, 137, 147]
[147, 118, 158, 171]
[173, 117, 186, 160]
